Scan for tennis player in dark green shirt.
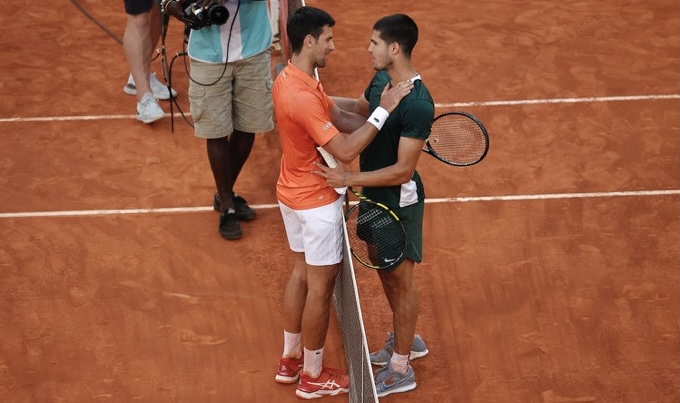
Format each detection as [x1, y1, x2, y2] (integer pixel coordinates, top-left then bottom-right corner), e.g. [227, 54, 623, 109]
[314, 13, 434, 398]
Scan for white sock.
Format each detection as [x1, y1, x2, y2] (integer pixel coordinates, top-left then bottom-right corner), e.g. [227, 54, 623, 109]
[390, 352, 409, 374]
[303, 347, 324, 378]
[283, 330, 301, 358]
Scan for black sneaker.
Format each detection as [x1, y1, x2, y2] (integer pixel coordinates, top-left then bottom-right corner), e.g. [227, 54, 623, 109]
[213, 193, 257, 221]
[218, 212, 242, 240]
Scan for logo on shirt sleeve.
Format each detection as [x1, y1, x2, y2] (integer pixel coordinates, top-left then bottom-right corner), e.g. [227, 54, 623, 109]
[323, 122, 332, 131]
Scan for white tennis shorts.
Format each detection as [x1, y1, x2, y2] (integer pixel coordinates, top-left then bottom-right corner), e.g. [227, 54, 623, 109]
[278, 197, 344, 266]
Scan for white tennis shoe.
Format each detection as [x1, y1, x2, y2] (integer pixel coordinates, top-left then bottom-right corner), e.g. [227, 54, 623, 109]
[124, 72, 177, 100]
[136, 92, 165, 124]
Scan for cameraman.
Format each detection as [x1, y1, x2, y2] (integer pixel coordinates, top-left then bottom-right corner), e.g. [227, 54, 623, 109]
[166, 0, 275, 240]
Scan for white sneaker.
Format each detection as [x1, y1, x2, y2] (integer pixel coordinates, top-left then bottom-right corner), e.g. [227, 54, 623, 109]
[124, 72, 177, 100]
[136, 92, 165, 124]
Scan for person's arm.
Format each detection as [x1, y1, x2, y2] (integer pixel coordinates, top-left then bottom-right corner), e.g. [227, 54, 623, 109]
[318, 137, 425, 189]
[330, 95, 370, 117]
[329, 103, 366, 133]
[329, 94, 371, 133]
[324, 86, 409, 164]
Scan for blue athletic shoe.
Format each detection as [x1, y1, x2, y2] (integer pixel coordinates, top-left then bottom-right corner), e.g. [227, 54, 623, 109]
[369, 331, 429, 366]
[374, 363, 417, 397]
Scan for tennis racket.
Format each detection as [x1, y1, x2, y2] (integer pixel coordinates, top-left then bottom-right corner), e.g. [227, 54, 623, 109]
[316, 147, 407, 270]
[423, 111, 489, 166]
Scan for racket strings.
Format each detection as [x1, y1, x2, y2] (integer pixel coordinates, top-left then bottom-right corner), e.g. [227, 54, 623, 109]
[345, 203, 406, 269]
[429, 116, 487, 165]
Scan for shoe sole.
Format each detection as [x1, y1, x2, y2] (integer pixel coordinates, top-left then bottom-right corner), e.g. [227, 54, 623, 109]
[219, 230, 242, 240]
[371, 348, 429, 366]
[295, 387, 349, 399]
[376, 381, 417, 398]
[274, 373, 300, 384]
[136, 114, 165, 124]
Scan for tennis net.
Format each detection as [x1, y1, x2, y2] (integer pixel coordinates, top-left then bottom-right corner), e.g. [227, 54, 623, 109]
[332, 214, 379, 403]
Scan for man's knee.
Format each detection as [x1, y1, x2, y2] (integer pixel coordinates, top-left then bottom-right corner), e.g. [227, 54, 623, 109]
[127, 12, 150, 28]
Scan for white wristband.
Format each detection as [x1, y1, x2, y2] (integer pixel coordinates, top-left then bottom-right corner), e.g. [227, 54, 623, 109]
[367, 107, 389, 130]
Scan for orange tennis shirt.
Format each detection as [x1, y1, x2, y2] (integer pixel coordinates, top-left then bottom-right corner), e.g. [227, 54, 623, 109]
[273, 62, 341, 210]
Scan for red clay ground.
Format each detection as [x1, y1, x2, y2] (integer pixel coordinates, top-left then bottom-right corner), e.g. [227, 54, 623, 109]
[0, 0, 678, 402]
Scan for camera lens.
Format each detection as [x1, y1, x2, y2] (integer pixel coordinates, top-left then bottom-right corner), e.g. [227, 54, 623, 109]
[208, 5, 229, 25]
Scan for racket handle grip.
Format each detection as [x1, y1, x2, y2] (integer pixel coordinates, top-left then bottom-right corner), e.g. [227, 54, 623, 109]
[316, 147, 348, 195]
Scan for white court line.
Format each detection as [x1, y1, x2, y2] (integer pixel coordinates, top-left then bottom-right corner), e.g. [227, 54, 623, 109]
[0, 113, 186, 124]
[425, 189, 680, 203]
[436, 94, 680, 108]
[0, 204, 276, 219]
[1, 94, 678, 123]
[0, 190, 677, 219]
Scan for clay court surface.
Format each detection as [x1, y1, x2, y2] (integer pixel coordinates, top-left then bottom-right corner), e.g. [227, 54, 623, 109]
[1, 0, 679, 402]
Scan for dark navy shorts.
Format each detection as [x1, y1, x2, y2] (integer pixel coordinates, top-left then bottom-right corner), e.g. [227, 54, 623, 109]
[124, 0, 156, 15]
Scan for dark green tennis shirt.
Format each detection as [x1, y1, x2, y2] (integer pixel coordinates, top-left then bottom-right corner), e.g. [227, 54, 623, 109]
[361, 71, 435, 209]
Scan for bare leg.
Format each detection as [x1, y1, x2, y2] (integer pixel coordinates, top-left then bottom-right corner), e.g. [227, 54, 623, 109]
[378, 259, 419, 357]
[123, 12, 153, 102]
[282, 252, 308, 334]
[207, 137, 231, 211]
[282, 254, 340, 357]
[301, 262, 340, 350]
[227, 130, 256, 191]
[207, 130, 255, 213]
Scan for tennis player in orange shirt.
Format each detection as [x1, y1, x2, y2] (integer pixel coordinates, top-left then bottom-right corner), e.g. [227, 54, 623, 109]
[271, 6, 413, 400]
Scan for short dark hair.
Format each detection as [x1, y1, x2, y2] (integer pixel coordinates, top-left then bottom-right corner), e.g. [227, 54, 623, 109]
[373, 14, 418, 57]
[287, 6, 336, 55]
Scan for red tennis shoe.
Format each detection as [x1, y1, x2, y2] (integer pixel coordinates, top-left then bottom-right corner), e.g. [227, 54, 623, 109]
[295, 367, 349, 399]
[275, 356, 303, 384]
